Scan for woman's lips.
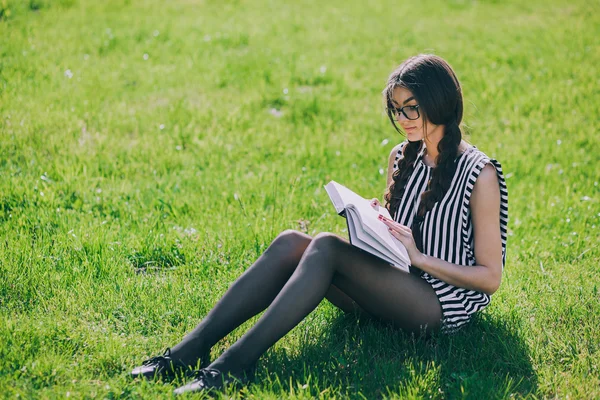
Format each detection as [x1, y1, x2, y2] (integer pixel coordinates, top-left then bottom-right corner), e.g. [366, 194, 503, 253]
[404, 127, 417, 132]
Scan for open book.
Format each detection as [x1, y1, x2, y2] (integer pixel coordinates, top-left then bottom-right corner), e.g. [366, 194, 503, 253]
[324, 180, 410, 273]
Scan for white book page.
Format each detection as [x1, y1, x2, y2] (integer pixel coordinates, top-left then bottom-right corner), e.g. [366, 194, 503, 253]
[346, 208, 409, 272]
[324, 180, 410, 266]
[344, 199, 410, 266]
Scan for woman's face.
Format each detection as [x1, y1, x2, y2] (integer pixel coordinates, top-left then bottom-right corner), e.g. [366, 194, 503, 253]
[391, 86, 426, 142]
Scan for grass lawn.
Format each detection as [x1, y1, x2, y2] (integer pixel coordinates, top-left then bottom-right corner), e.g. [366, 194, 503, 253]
[1, 0, 599, 398]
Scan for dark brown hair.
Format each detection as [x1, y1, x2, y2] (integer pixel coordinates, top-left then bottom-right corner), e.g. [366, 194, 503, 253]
[383, 54, 464, 218]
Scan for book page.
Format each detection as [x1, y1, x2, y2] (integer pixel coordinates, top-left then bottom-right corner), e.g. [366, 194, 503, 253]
[347, 204, 410, 266]
[346, 207, 408, 272]
[324, 181, 410, 266]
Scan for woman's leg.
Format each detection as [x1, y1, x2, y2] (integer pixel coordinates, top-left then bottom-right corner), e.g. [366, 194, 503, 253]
[169, 230, 365, 366]
[206, 232, 442, 376]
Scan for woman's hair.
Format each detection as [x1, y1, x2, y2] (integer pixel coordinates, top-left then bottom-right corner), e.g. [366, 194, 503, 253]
[383, 54, 464, 218]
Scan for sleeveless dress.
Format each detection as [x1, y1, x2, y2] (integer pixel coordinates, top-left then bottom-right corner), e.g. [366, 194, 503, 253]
[391, 141, 509, 333]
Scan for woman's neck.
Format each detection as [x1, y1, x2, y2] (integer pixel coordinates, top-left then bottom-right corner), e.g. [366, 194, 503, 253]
[421, 124, 444, 166]
[422, 138, 441, 167]
[423, 137, 470, 168]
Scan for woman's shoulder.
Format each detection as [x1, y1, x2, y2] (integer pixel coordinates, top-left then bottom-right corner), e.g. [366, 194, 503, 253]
[458, 144, 502, 171]
[459, 145, 509, 201]
[390, 140, 409, 159]
[388, 141, 409, 174]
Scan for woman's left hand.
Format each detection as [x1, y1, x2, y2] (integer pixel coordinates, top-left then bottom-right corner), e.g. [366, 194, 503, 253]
[378, 214, 424, 267]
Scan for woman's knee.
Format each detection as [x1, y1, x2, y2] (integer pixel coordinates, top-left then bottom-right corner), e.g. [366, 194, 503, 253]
[267, 229, 313, 264]
[309, 232, 346, 254]
[301, 232, 348, 264]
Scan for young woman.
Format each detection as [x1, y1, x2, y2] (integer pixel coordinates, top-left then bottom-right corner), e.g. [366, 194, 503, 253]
[131, 54, 509, 394]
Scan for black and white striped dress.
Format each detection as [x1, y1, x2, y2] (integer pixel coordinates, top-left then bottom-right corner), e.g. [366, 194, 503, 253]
[391, 141, 509, 333]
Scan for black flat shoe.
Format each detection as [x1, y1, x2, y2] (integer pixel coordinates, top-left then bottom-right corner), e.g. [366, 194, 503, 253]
[173, 367, 251, 395]
[131, 348, 211, 380]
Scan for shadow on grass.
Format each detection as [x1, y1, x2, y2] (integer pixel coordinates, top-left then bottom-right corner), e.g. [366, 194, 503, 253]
[255, 310, 536, 399]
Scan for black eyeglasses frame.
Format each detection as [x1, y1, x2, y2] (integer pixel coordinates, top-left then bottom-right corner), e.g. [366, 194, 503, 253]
[390, 104, 421, 121]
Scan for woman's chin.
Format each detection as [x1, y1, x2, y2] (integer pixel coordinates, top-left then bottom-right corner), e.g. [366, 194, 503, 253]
[406, 132, 423, 142]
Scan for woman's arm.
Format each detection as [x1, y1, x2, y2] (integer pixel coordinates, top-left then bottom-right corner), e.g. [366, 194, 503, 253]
[380, 163, 503, 295]
[387, 143, 405, 188]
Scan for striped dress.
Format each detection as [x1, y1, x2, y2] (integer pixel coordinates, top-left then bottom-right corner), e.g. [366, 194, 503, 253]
[391, 141, 509, 333]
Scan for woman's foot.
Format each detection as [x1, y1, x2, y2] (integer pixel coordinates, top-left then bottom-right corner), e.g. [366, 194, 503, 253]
[173, 367, 253, 395]
[130, 348, 211, 380]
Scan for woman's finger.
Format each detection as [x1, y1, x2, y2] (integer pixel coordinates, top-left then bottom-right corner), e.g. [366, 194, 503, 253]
[378, 215, 411, 232]
[370, 198, 380, 210]
[388, 226, 411, 236]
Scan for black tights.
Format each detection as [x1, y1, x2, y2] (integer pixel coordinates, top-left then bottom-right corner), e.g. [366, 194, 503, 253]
[169, 230, 443, 375]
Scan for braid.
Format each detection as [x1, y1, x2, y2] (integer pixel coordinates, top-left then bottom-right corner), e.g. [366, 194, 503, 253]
[418, 121, 462, 215]
[384, 140, 422, 219]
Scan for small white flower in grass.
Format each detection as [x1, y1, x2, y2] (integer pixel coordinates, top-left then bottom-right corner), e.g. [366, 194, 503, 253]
[184, 227, 197, 235]
[40, 192, 44, 196]
[581, 196, 591, 201]
[159, 124, 165, 130]
[175, 145, 182, 151]
[204, 35, 211, 42]
[320, 65, 327, 74]
[64, 69, 73, 79]
[571, 232, 577, 236]
[336, 150, 340, 156]
[505, 172, 513, 179]
[283, 88, 289, 94]
[143, 53, 149, 60]
[558, 169, 563, 175]
[566, 218, 570, 223]
[595, 182, 598, 186]
[301, 167, 307, 171]
[153, 30, 160, 37]
[234, 193, 239, 200]
[557, 139, 562, 145]
[83, 54, 89, 60]
[379, 168, 384, 175]
[96, 188, 102, 193]
[269, 108, 283, 117]
[380, 138, 389, 146]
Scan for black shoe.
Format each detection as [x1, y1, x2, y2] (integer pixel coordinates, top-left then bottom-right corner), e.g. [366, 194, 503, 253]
[131, 348, 211, 380]
[173, 367, 251, 395]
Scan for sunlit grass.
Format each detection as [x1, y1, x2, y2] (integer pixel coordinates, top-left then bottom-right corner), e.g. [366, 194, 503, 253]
[1, 0, 599, 398]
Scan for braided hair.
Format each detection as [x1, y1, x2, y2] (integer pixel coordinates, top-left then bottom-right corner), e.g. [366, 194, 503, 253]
[383, 54, 464, 218]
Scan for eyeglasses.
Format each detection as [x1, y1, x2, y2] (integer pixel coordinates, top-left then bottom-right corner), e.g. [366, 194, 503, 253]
[390, 104, 420, 120]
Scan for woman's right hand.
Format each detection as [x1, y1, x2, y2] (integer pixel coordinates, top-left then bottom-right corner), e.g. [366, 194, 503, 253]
[370, 198, 381, 210]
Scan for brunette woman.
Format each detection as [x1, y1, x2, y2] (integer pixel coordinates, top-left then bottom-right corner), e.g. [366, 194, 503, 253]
[131, 54, 508, 394]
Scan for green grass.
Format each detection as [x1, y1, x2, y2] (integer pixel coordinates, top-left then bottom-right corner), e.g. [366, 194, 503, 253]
[1, 0, 599, 398]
